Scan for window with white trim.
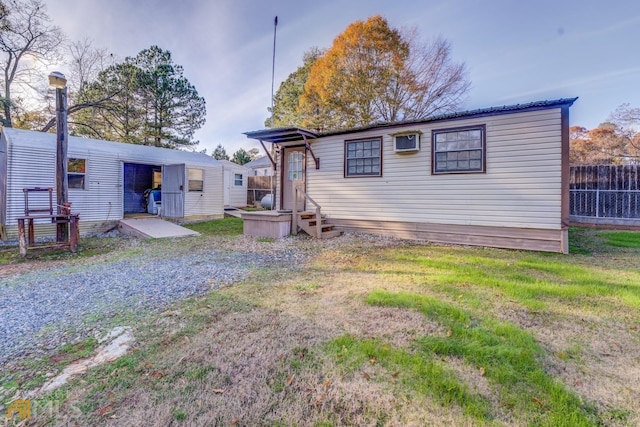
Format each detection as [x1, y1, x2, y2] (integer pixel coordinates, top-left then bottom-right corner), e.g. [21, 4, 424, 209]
[345, 137, 382, 177]
[68, 158, 86, 189]
[234, 173, 243, 186]
[188, 168, 204, 191]
[432, 125, 485, 174]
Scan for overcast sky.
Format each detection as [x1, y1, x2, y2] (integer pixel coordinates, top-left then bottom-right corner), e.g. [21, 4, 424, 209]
[42, 0, 640, 154]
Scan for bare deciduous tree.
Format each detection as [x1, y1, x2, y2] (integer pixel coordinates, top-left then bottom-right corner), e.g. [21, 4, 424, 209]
[37, 39, 117, 134]
[0, 0, 65, 127]
[67, 38, 114, 94]
[389, 31, 470, 121]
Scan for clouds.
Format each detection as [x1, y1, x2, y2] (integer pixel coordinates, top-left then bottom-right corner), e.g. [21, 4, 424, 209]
[41, 0, 640, 153]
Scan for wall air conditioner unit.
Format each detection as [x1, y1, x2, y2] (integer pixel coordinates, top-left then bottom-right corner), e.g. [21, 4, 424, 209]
[393, 131, 421, 153]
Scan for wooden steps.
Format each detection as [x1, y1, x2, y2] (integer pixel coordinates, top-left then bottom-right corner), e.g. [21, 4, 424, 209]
[296, 212, 342, 239]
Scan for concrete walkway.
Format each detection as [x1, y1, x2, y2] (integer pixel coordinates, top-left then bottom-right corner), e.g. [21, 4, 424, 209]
[119, 218, 200, 239]
[223, 207, 243, 218]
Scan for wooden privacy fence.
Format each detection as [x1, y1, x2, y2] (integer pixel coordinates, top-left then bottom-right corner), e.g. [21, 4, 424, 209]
[247, 175, 273, 206]
[570, 165, 640, 220]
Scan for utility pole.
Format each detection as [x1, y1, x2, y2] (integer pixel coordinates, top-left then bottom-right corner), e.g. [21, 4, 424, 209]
[49, 71, 69, 242]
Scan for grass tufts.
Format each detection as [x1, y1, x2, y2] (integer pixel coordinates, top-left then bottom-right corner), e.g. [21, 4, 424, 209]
[184, 217, 243, 236]
[366, 290, 601, 426]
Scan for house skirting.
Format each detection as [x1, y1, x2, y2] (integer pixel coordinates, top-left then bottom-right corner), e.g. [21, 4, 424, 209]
[330, 218, 569, 254]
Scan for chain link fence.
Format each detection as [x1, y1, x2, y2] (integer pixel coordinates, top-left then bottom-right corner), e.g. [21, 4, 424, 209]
[570, 165, 640, 222]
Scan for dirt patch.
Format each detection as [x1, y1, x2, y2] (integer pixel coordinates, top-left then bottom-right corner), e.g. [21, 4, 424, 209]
[259, 266, 446, 349]
[0, 260, 66, 279]
[65, 307, 465, 426]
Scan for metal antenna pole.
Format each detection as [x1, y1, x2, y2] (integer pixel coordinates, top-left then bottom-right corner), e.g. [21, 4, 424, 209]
[270, 16, 278, 209]
[271, 16, 278, 127]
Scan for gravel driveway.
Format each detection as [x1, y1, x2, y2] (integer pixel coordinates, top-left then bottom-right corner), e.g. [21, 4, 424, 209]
[0, 235, 310, 368]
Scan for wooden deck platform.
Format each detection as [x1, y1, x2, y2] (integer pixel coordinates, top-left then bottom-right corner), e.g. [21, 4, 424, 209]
[241, 211, 292, 238]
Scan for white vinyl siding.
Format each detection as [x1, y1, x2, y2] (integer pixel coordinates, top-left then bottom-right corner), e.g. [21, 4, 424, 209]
[185, 166, 222, 218]
[304, 108, 564, 230]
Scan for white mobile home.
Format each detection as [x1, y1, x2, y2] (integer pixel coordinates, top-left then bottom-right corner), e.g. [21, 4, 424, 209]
[0, 128, 224, 239]
[245, 98, 577, 253]
[218, 159, 249, 207]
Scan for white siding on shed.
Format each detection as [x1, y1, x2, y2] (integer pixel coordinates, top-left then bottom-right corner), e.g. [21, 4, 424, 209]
[185, 165, 223, 217]
[219, 160, 248, 207]
[1, 128, 224, 239]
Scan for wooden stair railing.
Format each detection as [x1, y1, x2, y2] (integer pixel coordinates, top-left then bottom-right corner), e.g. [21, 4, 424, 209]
[291, 182, 341, 239]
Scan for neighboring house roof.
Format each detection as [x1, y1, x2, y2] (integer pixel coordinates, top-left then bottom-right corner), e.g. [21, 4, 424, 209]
[2, 128, 222, 168]
[244, 97, 579, 143]
[244, 156, 272, 169]
[217, 159, 249, 172]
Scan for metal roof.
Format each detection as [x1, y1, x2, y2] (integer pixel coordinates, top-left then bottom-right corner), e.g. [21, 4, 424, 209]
[243, 127, 318, 144]
[244, 97, 578, 143]
[2, 128, 222, 168]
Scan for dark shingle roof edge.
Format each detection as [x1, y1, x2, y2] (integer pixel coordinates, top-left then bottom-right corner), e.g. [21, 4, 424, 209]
[244, 97, 578, 142]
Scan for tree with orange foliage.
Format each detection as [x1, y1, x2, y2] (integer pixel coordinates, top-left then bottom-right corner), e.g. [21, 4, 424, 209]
[298, 15, 469, 132]
[570, 123, 632, 165]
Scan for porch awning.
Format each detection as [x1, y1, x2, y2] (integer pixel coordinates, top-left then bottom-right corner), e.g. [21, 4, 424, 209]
[243, 128, 318, 144]
[244, 127, 321, 169]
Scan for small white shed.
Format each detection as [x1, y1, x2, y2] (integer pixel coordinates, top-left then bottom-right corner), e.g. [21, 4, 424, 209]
[0, 128, 224, 239]
[218, 159, 249, 207]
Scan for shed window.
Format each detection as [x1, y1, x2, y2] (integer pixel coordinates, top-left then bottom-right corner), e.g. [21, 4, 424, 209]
[234, 173, 243, 186]
[68, 158, 86, 189]
[432, 125, 485, 174]
[345, 137, 382, 177]
[188, 168, 204, 191]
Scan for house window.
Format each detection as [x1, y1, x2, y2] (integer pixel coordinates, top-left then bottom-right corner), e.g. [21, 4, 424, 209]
[345, 137, 382, 177]
[68, 158, 86, 189]
[234, 173, 243, 186]
[288, 152, 303, 181]
[188, 168, 204, 191]
[432, 125, 485, 174]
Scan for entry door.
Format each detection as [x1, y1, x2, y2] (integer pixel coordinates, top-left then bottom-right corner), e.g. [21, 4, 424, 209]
[281, 147, 305, 211]
[162, 164, 185, 218]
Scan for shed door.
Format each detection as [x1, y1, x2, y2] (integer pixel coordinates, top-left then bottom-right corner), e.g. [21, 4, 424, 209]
[162, 164, 185, 218]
